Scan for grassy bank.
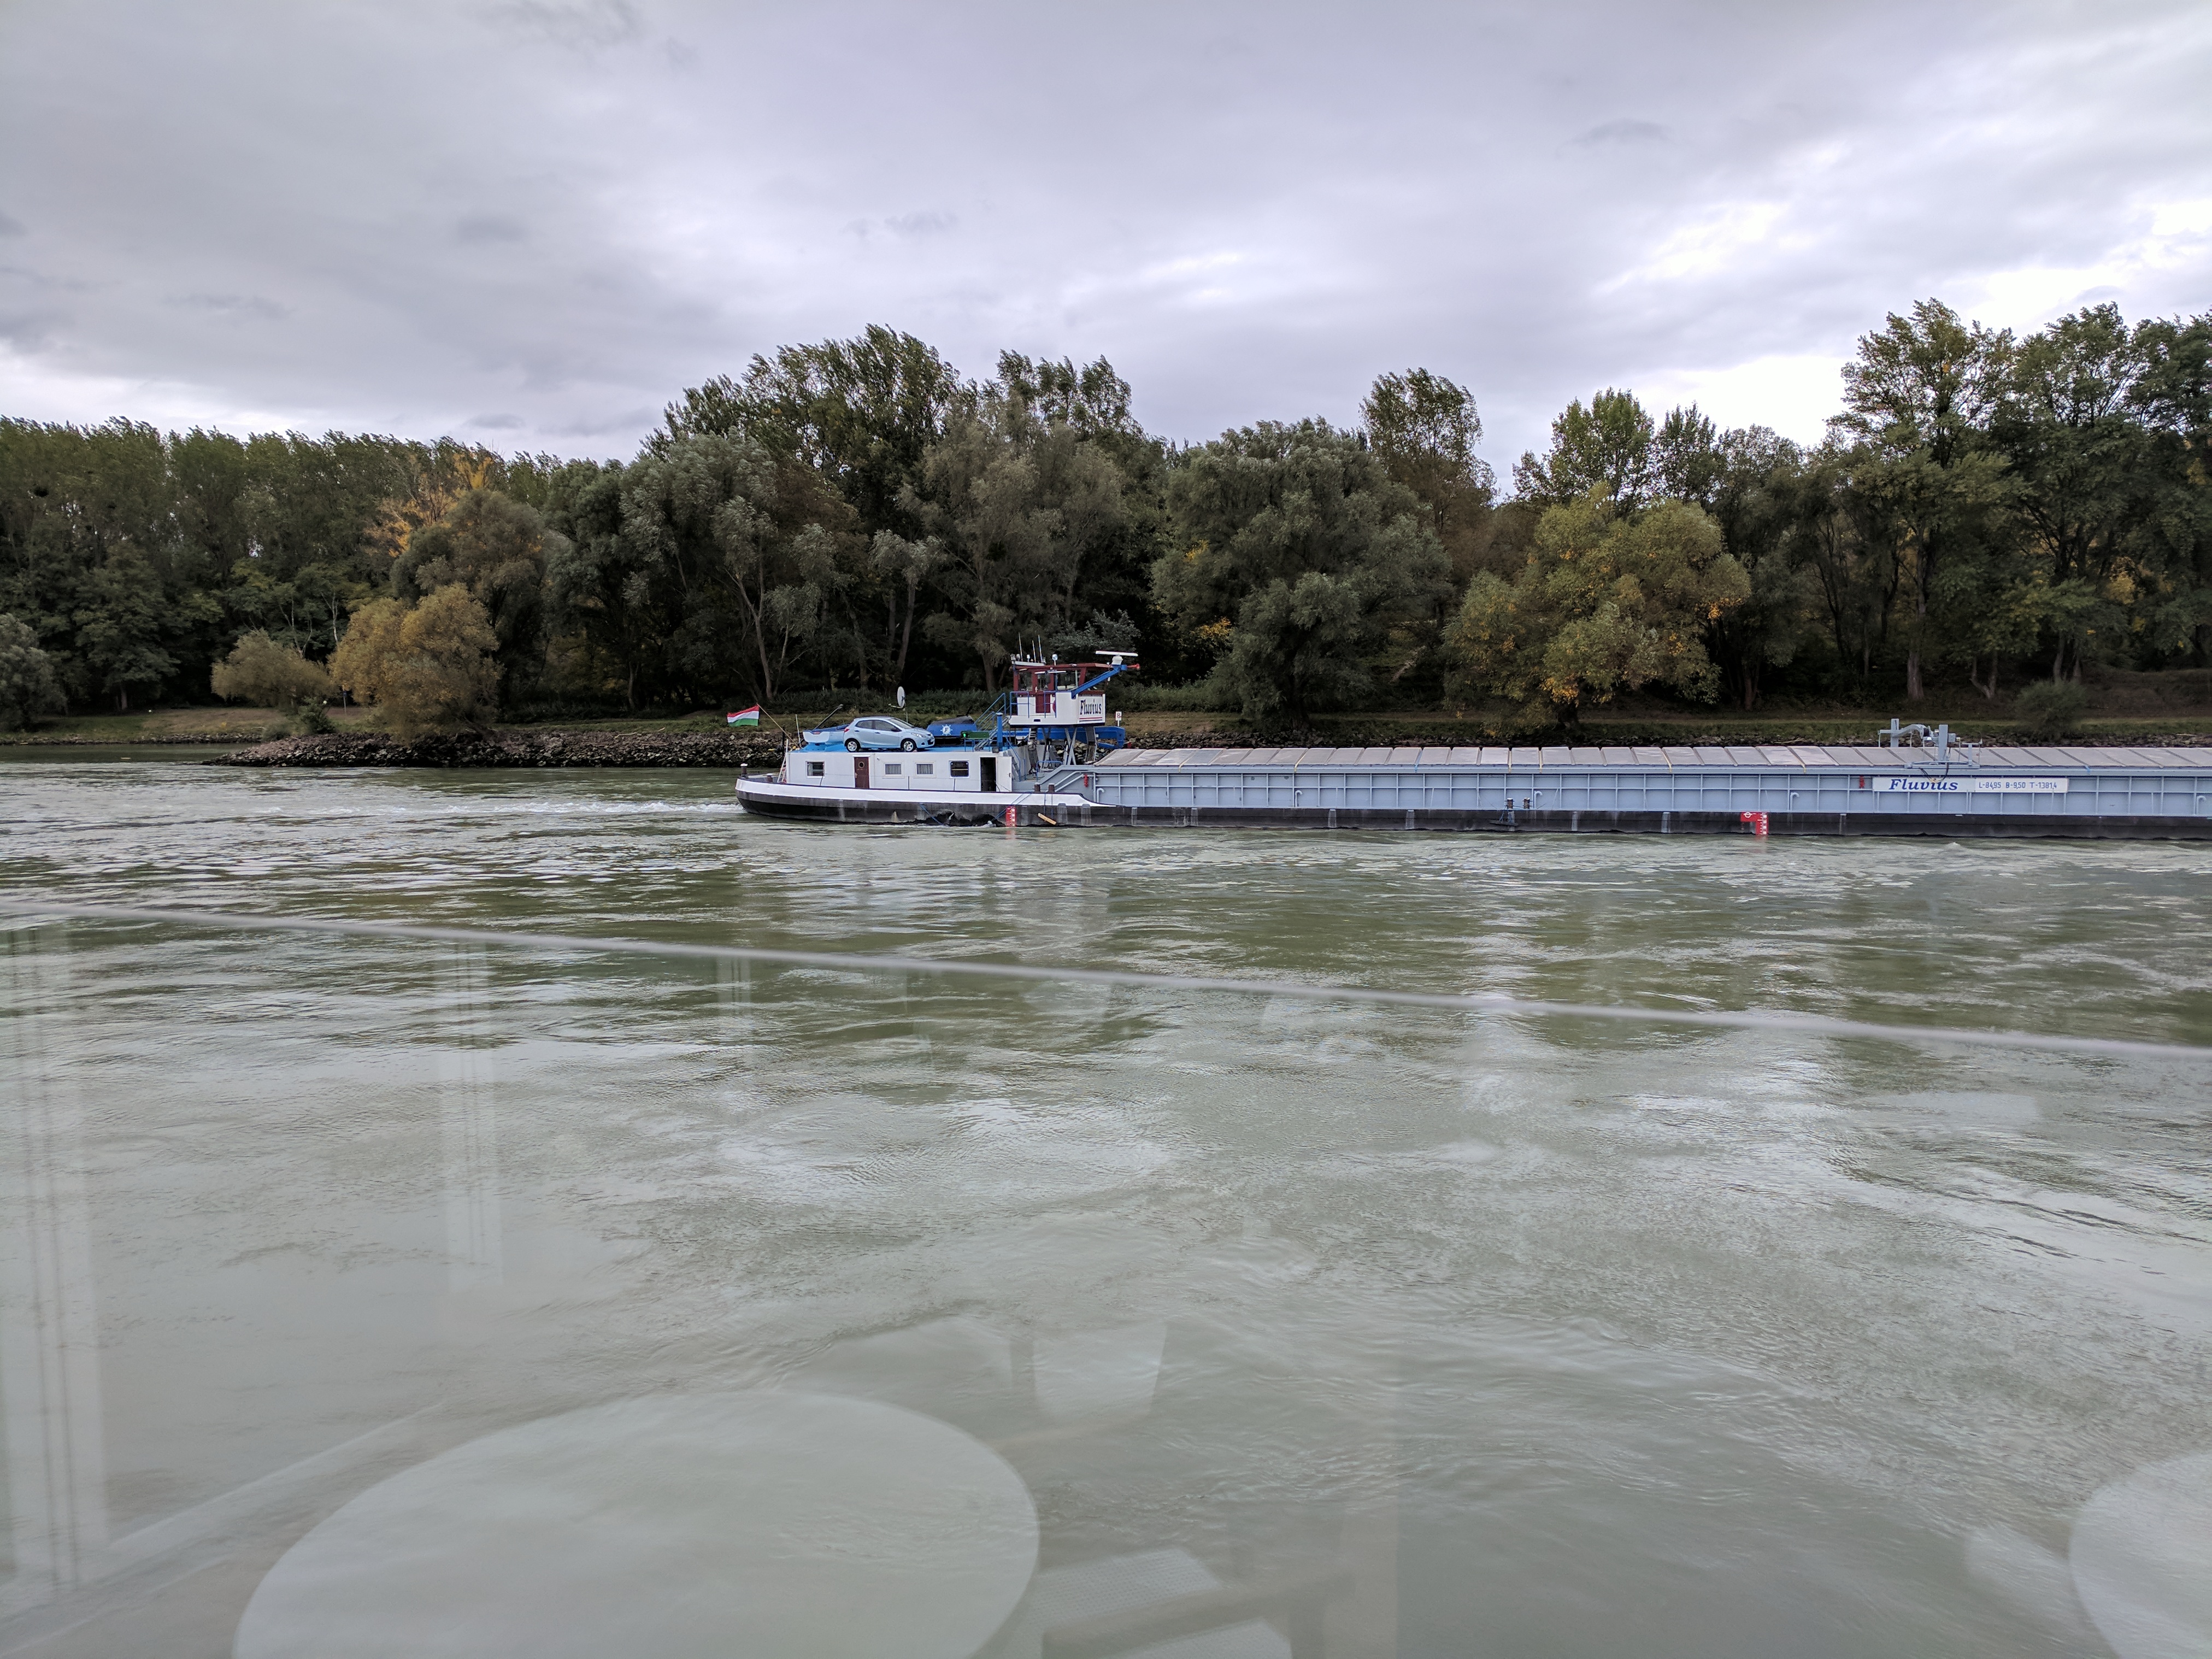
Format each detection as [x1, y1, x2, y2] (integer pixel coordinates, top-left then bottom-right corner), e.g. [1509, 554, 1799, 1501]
[1125, 711, 2212, 747]
[0, 707, 343, 744]
[13, 699, 2209, 751]
[1, 706, 739, 745]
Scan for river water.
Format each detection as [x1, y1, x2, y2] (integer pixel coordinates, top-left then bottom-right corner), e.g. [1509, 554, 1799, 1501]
[2, 755, 2208, 1658]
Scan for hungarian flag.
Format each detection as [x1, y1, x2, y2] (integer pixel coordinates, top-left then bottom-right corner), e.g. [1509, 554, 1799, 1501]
[726, 705, 761, 726]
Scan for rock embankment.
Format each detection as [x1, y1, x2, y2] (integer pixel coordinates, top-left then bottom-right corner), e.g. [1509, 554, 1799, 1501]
[211, 730, 787, 768]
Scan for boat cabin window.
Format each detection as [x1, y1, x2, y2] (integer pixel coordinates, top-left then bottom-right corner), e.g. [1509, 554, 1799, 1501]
[949, 761, 969, 777]
[883, 762, 902, 774]
[807, 761, 825, 776]
[915, 763, 933, 775]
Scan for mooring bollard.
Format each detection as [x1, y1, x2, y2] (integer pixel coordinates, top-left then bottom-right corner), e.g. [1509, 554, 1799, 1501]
[1739, 810, 1769, 837]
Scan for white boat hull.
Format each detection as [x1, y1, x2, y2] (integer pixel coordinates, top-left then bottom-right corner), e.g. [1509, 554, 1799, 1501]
[735, 776, 1095, 826]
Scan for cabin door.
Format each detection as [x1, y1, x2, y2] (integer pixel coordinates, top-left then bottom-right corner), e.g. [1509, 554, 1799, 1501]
[854, 756, 869, 789]
[979, 756, 997, 792]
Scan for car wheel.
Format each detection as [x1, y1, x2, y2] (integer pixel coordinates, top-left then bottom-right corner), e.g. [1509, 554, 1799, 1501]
[845, 738, 861, 752]
[901, 738, 917, 751]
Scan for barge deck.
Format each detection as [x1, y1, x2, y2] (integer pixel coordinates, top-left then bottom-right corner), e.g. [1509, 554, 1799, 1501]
[1049, 743, 2212, 838]
[739, 741, 2212, 838]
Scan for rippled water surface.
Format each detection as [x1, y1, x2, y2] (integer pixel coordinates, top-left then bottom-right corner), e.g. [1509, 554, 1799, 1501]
[3, 756, 2209, 1658]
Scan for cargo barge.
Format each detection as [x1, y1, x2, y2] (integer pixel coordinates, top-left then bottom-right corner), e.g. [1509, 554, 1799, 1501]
[736, 687, 2212, 840]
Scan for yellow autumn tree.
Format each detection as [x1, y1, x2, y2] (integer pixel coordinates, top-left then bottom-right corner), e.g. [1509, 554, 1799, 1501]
[331, 585, 499, 735]
[1451, 493, 1749, 728]
[210, 630, 333, 708]
[362, 446, 502, 563]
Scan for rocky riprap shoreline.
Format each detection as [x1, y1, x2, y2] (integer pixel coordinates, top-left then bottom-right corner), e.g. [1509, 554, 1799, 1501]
[211, 730, 787, 768]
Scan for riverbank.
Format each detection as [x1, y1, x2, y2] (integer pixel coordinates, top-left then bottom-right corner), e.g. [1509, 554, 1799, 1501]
[13, 698, 2210, 764]
[201, 720, 2212, 768]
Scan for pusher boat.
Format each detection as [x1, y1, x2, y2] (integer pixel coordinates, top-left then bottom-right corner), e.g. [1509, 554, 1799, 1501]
[736, 655, 1138, 826]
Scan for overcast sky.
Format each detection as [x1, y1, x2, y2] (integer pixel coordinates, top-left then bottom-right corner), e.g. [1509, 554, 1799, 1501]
[3, 0, 2208, 472]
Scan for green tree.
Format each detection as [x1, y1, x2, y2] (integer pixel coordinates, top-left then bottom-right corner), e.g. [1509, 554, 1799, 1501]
[537, 460, 661, 709]
[1, 419, 183, 707]
[1992, 303, 2212, 677]
[1651, 405, 1723, 504]
[396, 489, 550, 703]
[1154, 420, 1447, 726]
[619, 433, 854, 705]
[1658, 419, 1813, 709]
[867, 530, 945, 691]
[1831, 299, 2015, 700]
[1513, 389, 1657, 509]
[1363, 369, 1497, 593]
[663, 326, 972, 542]
[74, 550, 179, 710]
[991, 353, 1168, 676]
[0, 611, 62, 729]
[1451, 495, 1749, 727]
[909, 402, 1127, 693]
[995, 352, 1145, 443]
[1930, 540, 2047, 698]
[0, 419, 480, 707]
[221, 556, 369, 662]
[660, 330, 985, 694]
[1774, 445, 1890, 696]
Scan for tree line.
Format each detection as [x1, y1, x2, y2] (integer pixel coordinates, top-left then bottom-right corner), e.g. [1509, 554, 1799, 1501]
[1, 301, 2207, 733]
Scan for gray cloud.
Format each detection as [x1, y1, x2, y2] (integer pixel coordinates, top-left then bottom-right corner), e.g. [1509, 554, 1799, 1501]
[0, 210, 26, 237]
[845, 211, 960, 242]
[1, 1, 2207, 465]
[483, 0, 642, 51]
[0, 306, 65, 349]
[885, 211, 957, 239]
[548, 405, 660, 438]
[1574, 119, 1669, 146]
[469, 411, 527, 428]
[454, 214, 530, 244]
[168, 292, 290, 321]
